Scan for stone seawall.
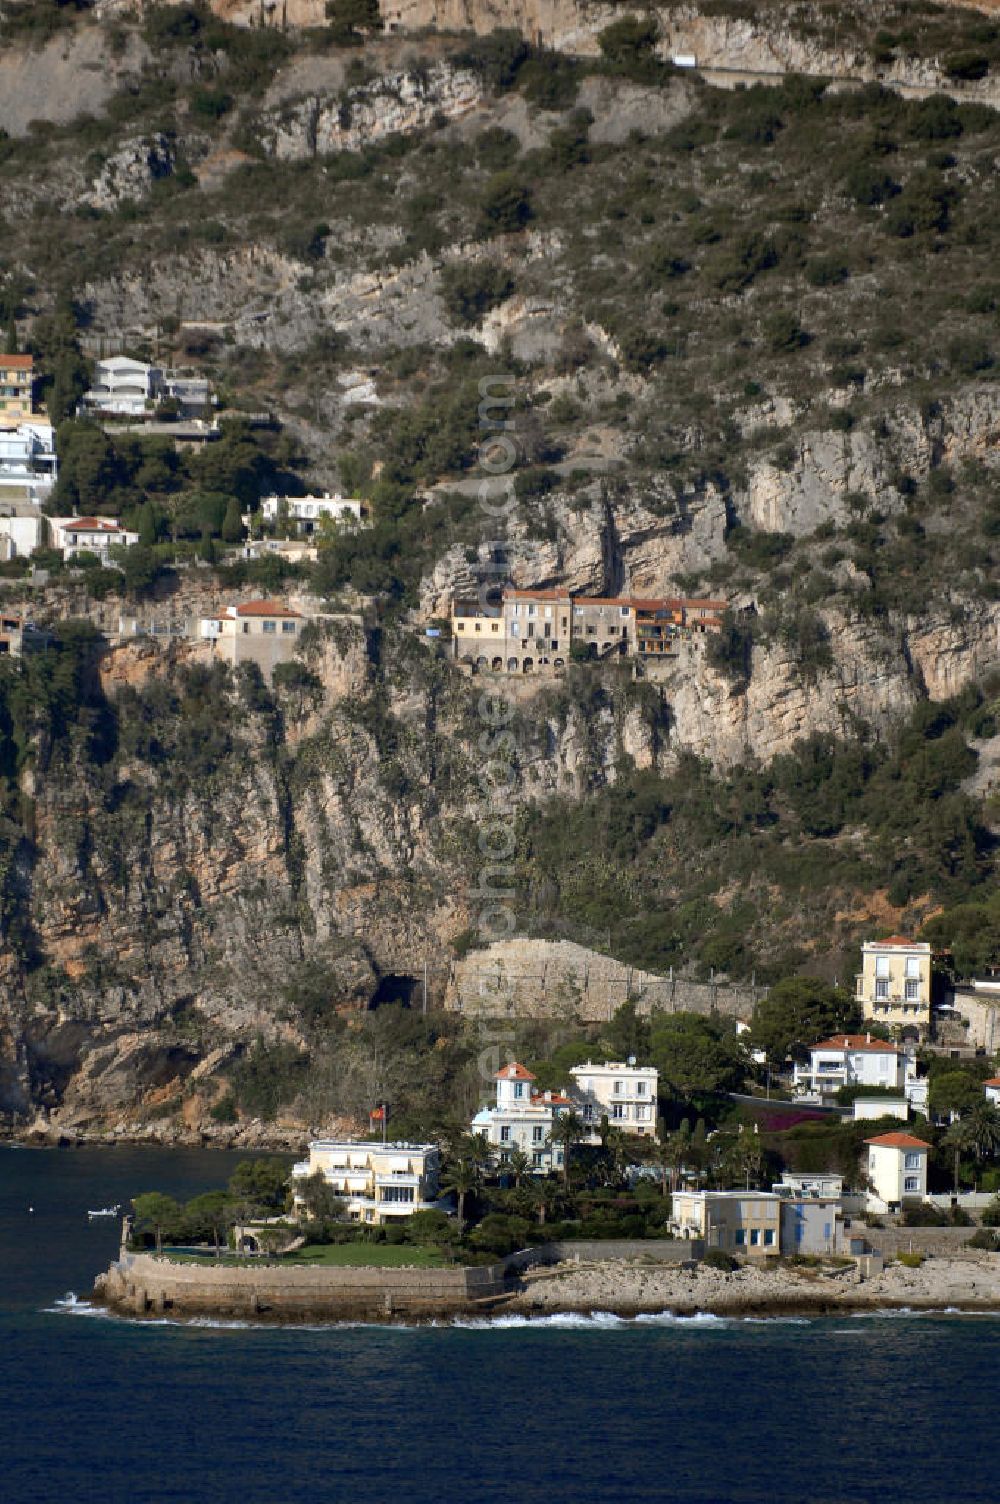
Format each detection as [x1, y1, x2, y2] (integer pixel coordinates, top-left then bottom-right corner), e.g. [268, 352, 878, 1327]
[95, 1239, 701, 1321]
[97, 1251, 509, 1320]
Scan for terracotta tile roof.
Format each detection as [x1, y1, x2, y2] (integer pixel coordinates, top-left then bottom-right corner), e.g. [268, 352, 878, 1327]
[532, 1091, 572, 1106]
[233, 599, 301, 618]
[495, 1061, 536, 1081]
[65, 517, 125, 532]
[865, 1132, 930, 1150]
[811, 1035, 902, 1054]
[872, 935, 921, 947]
[574, 596, 634, 607]
[984, 1078, 1000, 1088]
[503, 588, 571, 602]
[0, 354, 33, 369]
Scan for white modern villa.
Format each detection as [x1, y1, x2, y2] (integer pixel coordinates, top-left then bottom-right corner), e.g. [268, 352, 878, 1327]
[254, 493, 368, 536]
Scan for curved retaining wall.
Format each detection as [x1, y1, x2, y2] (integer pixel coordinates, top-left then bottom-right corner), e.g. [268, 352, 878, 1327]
[96, 1239, 699, 1321]
[98, 1252, 509, 1321]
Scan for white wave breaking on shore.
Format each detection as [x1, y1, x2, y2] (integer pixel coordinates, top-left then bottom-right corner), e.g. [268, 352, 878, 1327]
[47, 1292, 1000, 1334]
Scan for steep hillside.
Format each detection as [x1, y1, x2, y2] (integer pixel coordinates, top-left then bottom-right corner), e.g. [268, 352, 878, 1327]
[0, 1, 999, 1138]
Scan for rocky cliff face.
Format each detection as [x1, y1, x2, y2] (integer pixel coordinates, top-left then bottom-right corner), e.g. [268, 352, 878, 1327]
[85, 0, 1000, 113]
[3, 3, 1000, 1141]
[257, 62, 485, 159]
[2, 556, 997, 1143]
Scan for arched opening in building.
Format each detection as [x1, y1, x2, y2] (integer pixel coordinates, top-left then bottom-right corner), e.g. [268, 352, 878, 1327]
[491, 656, 503, 671]
[507, 657, 519, 672]
[476, 655, 488, 668]
[522, 657, 533, 673]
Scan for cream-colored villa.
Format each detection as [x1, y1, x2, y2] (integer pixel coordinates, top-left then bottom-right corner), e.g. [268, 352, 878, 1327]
[856, 937, 932, 1037]
[568, 1060, 659, 1140]
[291, 1139, 440, 1225]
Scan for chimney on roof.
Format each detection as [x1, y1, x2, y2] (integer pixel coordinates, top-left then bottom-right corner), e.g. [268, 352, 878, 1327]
[867, 1032, 871, 1043]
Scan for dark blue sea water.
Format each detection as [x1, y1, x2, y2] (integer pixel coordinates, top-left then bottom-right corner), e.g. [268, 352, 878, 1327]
[2, 1144, 999, 1504]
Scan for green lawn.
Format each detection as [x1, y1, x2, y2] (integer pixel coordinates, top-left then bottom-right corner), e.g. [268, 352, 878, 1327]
[288, 1242, 452, 1268]
[156, 1242, 453, 1268]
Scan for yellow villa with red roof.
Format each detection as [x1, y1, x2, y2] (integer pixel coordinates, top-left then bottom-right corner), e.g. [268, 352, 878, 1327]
[856, 936, 932, 1038]
[865, 1131, 930, 1212]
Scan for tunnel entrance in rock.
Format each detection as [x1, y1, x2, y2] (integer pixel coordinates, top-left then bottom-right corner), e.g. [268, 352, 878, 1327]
[369, 974, 420, 1010]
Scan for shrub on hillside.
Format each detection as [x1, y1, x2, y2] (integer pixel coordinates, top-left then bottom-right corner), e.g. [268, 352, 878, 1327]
[702, 1249, 738, 1272]
[439, 260, 515, 327]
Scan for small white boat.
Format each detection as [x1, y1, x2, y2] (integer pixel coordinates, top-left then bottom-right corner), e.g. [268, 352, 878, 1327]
[87, 1205, 121, 1219]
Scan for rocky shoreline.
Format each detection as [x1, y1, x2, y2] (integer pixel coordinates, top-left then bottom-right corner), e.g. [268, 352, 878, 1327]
[506, 1254, 1000, 1320]
[1, 1122, 307, 1152]
[88, 1250, 1000, 1326]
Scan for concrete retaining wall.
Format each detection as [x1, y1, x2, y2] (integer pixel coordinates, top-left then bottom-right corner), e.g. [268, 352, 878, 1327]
[504, 1239, 700, 1272]
[100, 1251, 509, 1320]
[861, 1226, 979, 1259]
[447, 938, 763, 1023]
[97, 1240, 701, 1321]
[944, 989, 1000, 1053]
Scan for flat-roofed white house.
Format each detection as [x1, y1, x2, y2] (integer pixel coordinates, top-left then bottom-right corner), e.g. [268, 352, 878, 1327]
[80, 356, 164, 419]
[671, 1190, 781, 1256]
[568, 1060, 658, 1139]
[256, 493, 368, 536]
[163, 373, 212, 415]
[199, 599, 304, 682]
[779, 1196, 845, 1256]
[291, 1139, 440, 1225]
[852, 1097, 909, 1122]
[0, 420, 57, 503]
[984, 1077, 1000, 1107]
[0, 509, 44, 560]
[773, 1172, 844, 1200]
[857, 936, 932, 1037]
[793, 1034, 911, 1101]
[48, 515, 139, 561]
[80, 357, 212, 420]
[864, 1131, 930, 1212]
[470, 1061, 572, 1175]
[242, 537, 318, 565]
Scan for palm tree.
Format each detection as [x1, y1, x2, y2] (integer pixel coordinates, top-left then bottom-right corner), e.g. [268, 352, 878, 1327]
[597, 1125, 628, 1188]
[530, 1174, 559, 1227]
[551, 1111, 585, 1187]
[942, 1106, 1000, 1195]
[442, 1137, 487, 1233]
[965, 1104, 1000, 1164]
[507, 1148, 532, 1188]
[442, 1155, 481, 1232]
[659, 1121, 691, 1197]
[943, 1118, 978, 1195]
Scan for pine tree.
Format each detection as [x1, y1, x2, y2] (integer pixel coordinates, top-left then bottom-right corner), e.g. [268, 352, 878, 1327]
[221, 495, 244, 544]
[138, 501, 158, 549]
